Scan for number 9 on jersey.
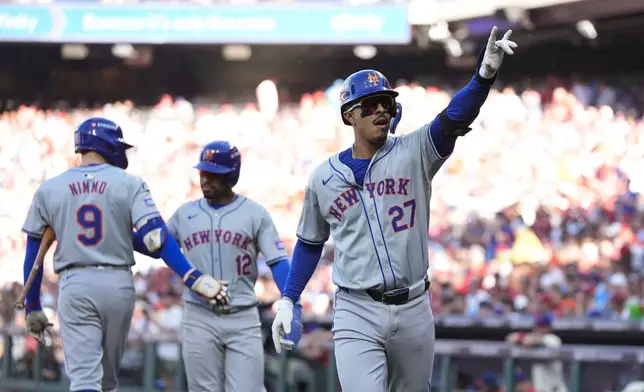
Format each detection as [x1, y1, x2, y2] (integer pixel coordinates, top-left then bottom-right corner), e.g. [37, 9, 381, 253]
[76, 204, 103, 246]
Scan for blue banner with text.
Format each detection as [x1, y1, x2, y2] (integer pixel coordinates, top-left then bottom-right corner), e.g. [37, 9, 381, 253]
[0, 4, 410, 44]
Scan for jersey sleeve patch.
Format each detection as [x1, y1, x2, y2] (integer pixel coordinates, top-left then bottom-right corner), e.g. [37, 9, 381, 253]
[275, 240, 285, 251]
[144, 197, 156, 207]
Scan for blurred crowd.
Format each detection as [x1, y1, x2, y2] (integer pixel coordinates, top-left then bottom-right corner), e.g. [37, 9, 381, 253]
[0, 75, 643, 347]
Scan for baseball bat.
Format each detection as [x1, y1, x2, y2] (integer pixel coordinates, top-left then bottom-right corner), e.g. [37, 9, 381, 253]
[14, 226, 56, 310]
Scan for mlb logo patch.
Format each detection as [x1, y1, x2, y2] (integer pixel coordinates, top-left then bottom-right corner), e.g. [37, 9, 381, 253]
[275, 241, 285, 251]
[144, 197, 156, 207]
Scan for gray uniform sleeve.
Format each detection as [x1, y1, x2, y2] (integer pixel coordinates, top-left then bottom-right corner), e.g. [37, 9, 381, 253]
[129, 176, 161, 230]
[296, 177, 330, 245]
[22, 187, 49, 238]
[400, 121, 448, 181]
[256, 208, 288, 265]
[166, 210, 180, 241]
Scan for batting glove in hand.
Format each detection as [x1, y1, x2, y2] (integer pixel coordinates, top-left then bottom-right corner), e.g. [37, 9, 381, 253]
[282, 303, 303, 350]
[272, 297, 302, 353]
[190, 274, 230, 306]
[26, 310, 53, 344]
[479, 26, 518, 80]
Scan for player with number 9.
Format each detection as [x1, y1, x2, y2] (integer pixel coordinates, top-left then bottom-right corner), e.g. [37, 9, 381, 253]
[21, 118, 230, 392]
[137, 140, 299, 392]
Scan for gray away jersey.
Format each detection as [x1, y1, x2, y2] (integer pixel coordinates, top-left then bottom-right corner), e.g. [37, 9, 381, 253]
[167, 196, 287, 309]
[297, 124, 446, 292]
[22, 163, 161, 273]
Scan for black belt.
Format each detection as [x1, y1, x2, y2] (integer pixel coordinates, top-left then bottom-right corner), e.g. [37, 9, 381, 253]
[57, 263, 131, 274]
[212, 303, 258, 315]
[341, 278, 430, 306]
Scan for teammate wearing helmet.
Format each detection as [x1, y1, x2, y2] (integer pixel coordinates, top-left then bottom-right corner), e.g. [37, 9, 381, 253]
[272, 27, 518, 391]
[21, 118, 229, 392]
[137, 140, 300, 392]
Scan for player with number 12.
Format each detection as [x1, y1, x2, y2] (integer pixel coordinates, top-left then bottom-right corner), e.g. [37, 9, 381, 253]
[138, 140, 299, 392]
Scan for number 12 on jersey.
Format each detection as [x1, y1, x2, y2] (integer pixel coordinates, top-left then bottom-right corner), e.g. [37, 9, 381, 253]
[388, 199, 416, 232]
[236, 254, 252, 276]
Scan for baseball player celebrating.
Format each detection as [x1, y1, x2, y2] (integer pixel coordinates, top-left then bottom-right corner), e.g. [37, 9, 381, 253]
[136, 140, 301, 392]
[272, 27, 517, 391]
[21, 118, 229, 392]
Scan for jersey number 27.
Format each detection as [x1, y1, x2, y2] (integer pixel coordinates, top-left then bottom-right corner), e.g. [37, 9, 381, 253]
[388, 199, 416, 232]
[76, 204, 103, 246]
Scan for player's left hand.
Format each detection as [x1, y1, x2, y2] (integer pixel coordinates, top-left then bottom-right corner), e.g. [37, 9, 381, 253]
[191, 274, 230, 306]
[26, 310, 53, 344]
[281, 303, 303, 350]
[272, 297, 297, 354]
[479, 26, 518, 79]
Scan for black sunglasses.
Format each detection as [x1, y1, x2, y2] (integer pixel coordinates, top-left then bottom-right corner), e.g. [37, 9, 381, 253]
[345, 94, 396, 117]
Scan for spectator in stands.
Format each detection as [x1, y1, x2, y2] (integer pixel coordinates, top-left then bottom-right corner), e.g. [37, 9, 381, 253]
[506, 313, 568, 392]
[469, 370, 502, 392]
[514, 368, 535, 392]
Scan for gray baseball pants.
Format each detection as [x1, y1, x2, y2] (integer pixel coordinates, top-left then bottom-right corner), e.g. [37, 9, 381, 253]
[57, 267, 135, 392]
[181, 302, 265, 392]
[332, 288, 435, 392]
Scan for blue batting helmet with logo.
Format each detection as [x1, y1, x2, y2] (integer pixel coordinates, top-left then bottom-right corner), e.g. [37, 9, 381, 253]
[339, 69, 399, 125]
[74, 117, 133, 170]
[194, 141, 241, 187]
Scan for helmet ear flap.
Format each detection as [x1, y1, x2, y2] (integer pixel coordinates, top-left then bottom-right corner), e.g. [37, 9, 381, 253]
[341, 109, 353, 126]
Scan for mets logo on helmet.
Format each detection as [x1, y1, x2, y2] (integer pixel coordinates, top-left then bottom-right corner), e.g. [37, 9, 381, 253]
[203, 149, 216, 161]
[367, 73, 380, 86]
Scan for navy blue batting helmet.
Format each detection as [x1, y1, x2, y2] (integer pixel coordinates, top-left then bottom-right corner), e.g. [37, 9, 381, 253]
[194, 141, 241, 187]
[339, 69, 399, 125]
[74, 117, 133, 170]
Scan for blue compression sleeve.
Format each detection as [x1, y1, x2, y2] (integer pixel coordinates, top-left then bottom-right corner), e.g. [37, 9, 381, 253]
[283, 240, 324, 303]
[446, 76, 493, 123]
[23, 235, 43, 312]
[132, 230, 161, 259]
[429, 119, 457, 158]
[430, 76, 493, 157]
[160, 233, 203, 287]
[269, 258, 290, 294]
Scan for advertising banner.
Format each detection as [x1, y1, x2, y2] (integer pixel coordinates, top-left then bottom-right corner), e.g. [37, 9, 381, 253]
[0, 4, 411, 44]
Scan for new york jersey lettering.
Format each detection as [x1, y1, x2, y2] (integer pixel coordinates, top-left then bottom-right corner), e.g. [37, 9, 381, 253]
[181, 229, 254, 252]
[167, 196, 288, 308]
[328, 177, 412, 221]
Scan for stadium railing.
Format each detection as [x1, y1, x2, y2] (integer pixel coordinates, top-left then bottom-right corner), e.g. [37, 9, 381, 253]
[2, 326, 643, 392]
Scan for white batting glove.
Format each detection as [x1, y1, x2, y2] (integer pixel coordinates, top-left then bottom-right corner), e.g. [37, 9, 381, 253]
[184, 269, 230, 306]
[271, 297, 294, 354]
[479, 26, 518, 79]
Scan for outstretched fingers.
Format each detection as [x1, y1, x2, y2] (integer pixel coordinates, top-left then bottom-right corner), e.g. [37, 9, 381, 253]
[487, 26, 498, 50]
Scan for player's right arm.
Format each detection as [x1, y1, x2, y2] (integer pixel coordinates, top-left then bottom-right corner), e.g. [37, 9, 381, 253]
[282, 175, 330, 303]
[21, 187, 49, 312]
[129, 177, 229, 304]
[401, 70, 495, 182]
[402, 29, 516, 181]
